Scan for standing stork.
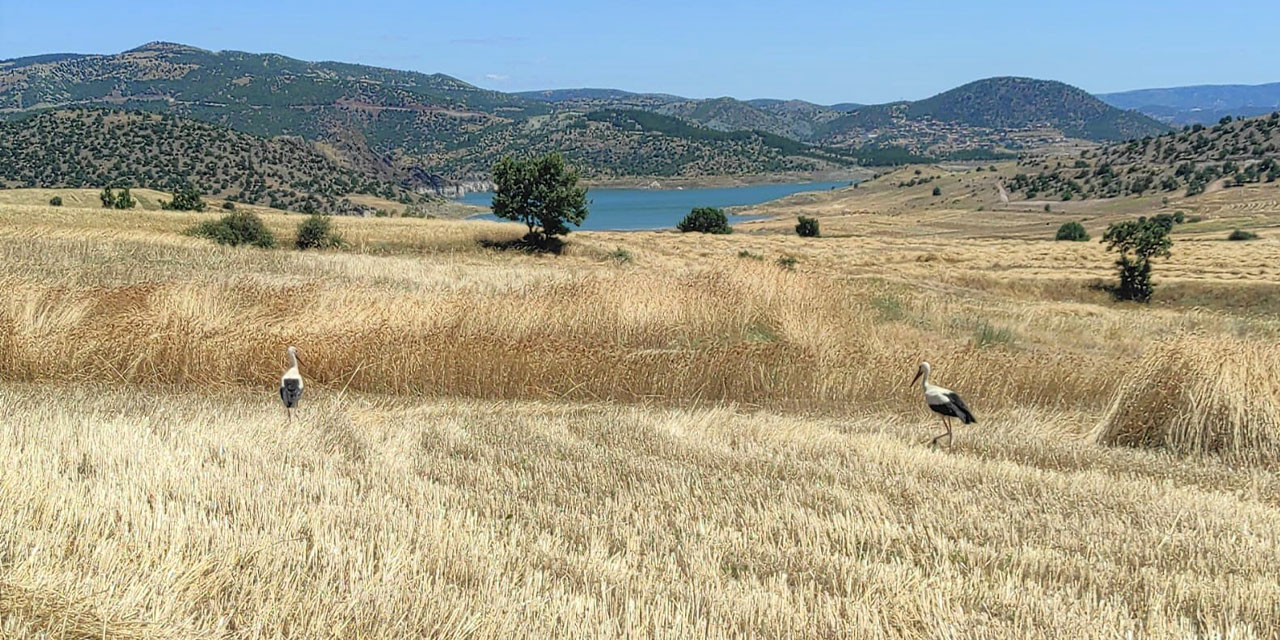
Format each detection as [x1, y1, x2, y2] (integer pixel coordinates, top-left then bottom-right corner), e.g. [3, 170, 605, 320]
[911, 361, 976, 448]
[280, 346, 304, 423]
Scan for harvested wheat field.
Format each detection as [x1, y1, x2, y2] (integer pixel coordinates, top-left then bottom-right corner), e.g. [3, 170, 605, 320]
[2, 194, 1280, 638]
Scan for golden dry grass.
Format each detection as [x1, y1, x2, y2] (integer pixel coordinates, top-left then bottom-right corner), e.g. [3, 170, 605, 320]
[3, 385, 1279, 638]
[1094, 335, 1280, 463]
[3, 196, 1280, 638]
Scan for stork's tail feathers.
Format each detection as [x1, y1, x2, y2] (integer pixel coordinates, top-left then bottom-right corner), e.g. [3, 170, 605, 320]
[959, 408, 977, 425]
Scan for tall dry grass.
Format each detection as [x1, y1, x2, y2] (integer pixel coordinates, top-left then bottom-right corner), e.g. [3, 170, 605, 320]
[1093, 335, 1280, 463]
[0, 245, 1112, 414]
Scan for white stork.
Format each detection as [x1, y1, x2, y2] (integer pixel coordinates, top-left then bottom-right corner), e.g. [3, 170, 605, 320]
[280, 346, 304, 423]
[911, 361, 976, 447]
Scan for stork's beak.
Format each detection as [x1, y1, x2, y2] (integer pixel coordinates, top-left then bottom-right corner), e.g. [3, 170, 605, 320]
[910, 370, 922, 387]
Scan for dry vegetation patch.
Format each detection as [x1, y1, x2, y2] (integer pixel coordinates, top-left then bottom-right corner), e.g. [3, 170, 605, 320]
[1094, 335, 1280, 463]
[4, 196, 1280, 637]
[2, 385, 1278, 638]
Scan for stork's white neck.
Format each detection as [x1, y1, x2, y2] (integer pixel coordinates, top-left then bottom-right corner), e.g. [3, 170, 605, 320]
[919, 363, 931, 391]
[288, 349, 299, 371]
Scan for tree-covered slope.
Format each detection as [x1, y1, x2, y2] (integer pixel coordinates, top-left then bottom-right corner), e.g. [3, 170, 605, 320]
[826, 77, 1168, 142]
[0, 109, 432, 213]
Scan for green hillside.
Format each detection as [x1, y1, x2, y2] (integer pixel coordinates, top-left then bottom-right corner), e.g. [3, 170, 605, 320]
[0, 43, 1174, 180]
[0, 109, 432, 214]
[827, 78, 1168, 142]
[1006, 111, 1280, 200]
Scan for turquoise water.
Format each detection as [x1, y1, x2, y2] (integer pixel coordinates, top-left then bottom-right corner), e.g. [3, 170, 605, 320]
[461, 180, 854, 231]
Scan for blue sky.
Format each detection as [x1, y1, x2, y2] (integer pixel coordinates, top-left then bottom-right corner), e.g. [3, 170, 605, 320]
[2, 0, 1277, 104]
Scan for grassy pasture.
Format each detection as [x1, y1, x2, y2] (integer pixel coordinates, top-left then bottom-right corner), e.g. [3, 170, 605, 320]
[1, 184, 1279, 638]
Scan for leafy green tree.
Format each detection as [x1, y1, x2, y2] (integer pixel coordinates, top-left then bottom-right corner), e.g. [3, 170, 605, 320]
[48, 196, 62, 206]
[295, 213, 343, 250]
[1055, 221, 1089, 241]
[1101, 217, 1173, 302]
[100, 186, 115, 208]
[795, 216, 820, 237]
[677, 207, 732, 234]
[491, 153, 588, 248]
[932, 186, 942, 196]
[162, 183, 206, 211]
[114, 187, 136, 210]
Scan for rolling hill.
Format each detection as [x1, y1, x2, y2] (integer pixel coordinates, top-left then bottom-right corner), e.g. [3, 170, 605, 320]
[0, 109, 435, 214]
[1006, 111, 1280, 201]
[0, 43, 856, 180]
[0, 43, 1174, 181]
[822, 77, 1169, 144]
[1099, 82, 1280, 125]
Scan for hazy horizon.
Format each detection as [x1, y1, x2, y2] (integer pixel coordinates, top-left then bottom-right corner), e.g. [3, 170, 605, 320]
[2, 0, 1279, 105]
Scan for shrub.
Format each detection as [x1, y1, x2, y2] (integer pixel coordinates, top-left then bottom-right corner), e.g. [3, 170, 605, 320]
[776, 255, 798, 270]
[795, 216, 820, 237]
[1055, 221, 1090, 241]
[295, 214, 344, 250]
[1044, 204, 1051, 212]
[1091, 336, 1280, 463]
[161, 184, 206, 211]
[931, 186, 942, 196]
[606, 247, 632, 263]
[114, 188, 136, 210]
[677, 207, 732, 234]
[222, 201, 236, 211]
[737, 250, 763, 261]
[1227, 229, 1259, 241]
[99, 186, 136, 209]
[186, 211, 277, 248]
[48, 196, 62, 206]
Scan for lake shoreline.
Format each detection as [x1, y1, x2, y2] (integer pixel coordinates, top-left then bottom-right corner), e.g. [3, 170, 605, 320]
[460, 180, 857, 230]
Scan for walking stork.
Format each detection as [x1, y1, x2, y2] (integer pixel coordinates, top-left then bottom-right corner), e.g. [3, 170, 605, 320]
[280, 346, 304, 423]
[911, 361, 976, 448]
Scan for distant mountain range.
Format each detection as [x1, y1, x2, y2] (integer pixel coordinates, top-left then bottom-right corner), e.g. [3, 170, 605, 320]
[1098, 83, 1280, 125]
[11, 42, 1274, 188]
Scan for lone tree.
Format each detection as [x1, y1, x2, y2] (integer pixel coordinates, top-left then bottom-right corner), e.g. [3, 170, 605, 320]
[677, 207, 732, 234]
[491, 153, 588, 250]
[162, 183, 206, 211]
[114, 188, 136, 210]
[1101, 217, 1173, 302]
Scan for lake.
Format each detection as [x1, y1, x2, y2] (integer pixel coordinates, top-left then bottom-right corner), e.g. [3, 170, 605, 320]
[460, 180, 854, 231]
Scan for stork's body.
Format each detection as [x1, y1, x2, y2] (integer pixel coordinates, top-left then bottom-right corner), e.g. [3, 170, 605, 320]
[913, 361, 975, 447]
[280, 346, 304, 423]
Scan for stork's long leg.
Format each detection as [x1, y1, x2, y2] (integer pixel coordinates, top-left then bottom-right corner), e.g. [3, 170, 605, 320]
[945, 417, 954, 448]
[930, 415, 949, 448]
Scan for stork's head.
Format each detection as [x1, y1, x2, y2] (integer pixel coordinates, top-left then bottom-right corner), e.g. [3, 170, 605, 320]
[287, 345, 302, 366]
[911, 361, 930, 386]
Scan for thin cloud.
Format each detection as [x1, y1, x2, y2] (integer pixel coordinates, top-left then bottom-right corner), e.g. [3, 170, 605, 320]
[483, 73, 511, 82]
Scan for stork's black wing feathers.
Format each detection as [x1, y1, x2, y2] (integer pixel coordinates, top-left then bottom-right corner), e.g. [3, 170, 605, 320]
[280, 379, 303, 409]
[946, 392, 976, 424]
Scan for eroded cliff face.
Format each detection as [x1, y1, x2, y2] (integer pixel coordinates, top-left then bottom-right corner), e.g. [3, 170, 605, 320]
[402, 166, 492, 197]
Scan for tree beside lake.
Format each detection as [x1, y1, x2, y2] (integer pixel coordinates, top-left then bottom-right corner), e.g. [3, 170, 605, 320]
[492, 153, 588, 250]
